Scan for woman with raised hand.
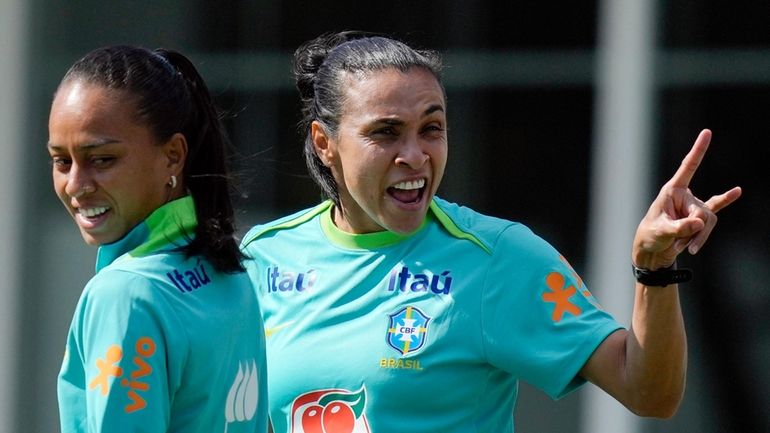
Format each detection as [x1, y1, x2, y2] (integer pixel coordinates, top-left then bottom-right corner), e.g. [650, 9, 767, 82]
[241, 32, 741, 432]
[49, 45, 268, 433]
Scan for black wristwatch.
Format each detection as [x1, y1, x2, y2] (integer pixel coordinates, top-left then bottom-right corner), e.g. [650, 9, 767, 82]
[631, 262, 693, 287]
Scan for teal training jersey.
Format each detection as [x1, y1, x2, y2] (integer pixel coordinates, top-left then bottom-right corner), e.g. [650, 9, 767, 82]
[58, 196, 269, 433]
[241, 197, 623, 433]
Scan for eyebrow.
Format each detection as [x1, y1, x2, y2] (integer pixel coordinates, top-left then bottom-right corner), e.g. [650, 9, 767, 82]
[424, 104, 445, 116]
[372, 104, 446, 125]
[47, 137, 120, 151]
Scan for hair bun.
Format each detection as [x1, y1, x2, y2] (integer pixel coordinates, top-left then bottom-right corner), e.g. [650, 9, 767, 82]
[292, 35, 333, 101]
[292, 31, 375, 102]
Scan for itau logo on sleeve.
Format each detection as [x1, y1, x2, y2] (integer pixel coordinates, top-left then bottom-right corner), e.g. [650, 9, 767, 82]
[290, 387, 370, 433]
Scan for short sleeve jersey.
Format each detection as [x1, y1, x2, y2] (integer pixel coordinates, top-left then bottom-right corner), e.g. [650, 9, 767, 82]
[241, 197, 623, 433]
[58, 196, 269, 433]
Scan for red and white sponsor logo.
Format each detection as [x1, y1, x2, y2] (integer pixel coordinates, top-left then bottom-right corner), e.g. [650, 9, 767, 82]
[290, 387, 371, 433]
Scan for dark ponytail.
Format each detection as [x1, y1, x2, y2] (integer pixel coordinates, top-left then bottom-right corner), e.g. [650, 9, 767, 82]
[293, 32, 444, 206]
[157, 49, 245, 273]
[59, 45, 244, 273]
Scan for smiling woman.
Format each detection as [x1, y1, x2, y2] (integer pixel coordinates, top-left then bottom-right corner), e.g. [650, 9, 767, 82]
[48, 46, 269, 433]
[49, 82, 178, 245]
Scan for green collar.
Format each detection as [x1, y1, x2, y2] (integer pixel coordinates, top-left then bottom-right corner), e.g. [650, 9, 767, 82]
[319, 204, 428, 249]
[95, 196, 197, 272]
[244, 197, 491, 254]
[320, 199, 490, 253]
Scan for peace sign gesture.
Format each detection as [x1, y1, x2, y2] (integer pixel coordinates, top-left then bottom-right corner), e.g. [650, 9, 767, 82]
[632, 129, 742, 271]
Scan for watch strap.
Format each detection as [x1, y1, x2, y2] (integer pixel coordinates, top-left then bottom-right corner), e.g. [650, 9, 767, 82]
[632, 262, 693, 287]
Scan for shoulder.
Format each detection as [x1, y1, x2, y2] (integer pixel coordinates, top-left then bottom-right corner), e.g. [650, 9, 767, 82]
[70, 268, 178, 352]
[84, 250, 202, 309]
[241, 201, 330, 248]
[81, 267, 167, 313]
[431, 197, 569, 280]
[431, 196, 541, 253]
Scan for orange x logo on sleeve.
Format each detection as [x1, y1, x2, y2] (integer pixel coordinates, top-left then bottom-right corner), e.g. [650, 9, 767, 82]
[88, 345, 124, 395]
[542, 272, 582, 322]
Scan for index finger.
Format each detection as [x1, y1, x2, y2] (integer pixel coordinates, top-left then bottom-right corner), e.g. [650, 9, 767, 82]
[669, 129, 712, 188]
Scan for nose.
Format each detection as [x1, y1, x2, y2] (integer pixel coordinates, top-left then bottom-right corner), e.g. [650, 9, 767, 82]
[395, 136, 429, 169]
[64, 163, 95, 198]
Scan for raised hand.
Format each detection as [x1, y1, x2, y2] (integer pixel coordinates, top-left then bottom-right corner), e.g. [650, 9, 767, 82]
[632, 129, 742, 270]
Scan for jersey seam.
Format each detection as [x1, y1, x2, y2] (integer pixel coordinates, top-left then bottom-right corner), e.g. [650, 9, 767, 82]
[478, 223, 516, 364]
[476, 224, 515, 432]
[241, 201, 332, 246]
[430, 199, 493, 254]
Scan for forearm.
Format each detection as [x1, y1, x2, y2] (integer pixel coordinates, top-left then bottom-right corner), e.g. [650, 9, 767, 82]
[624, 282, 687, 417]
[581, 280, 687, 418]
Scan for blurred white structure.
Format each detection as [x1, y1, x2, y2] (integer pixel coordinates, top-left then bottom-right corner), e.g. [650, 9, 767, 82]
[0, 0, 28, 430]
[585, 0, 657, 432]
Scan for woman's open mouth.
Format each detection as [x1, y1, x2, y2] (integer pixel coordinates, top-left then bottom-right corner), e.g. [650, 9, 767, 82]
[387, 178, 426, 204]
[75, 206, 111, 227]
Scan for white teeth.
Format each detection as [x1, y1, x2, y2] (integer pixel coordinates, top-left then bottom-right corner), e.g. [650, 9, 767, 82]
[392, 179, 426, 190]
[78, 207, 109, 218]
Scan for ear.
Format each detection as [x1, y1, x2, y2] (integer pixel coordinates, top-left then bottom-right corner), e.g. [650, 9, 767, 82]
[163, 132, 188, 176]
[311, 121, 335, 167]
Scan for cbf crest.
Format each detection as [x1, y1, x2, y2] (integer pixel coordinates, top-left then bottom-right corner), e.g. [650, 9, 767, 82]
[386, 306, 431, 355]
